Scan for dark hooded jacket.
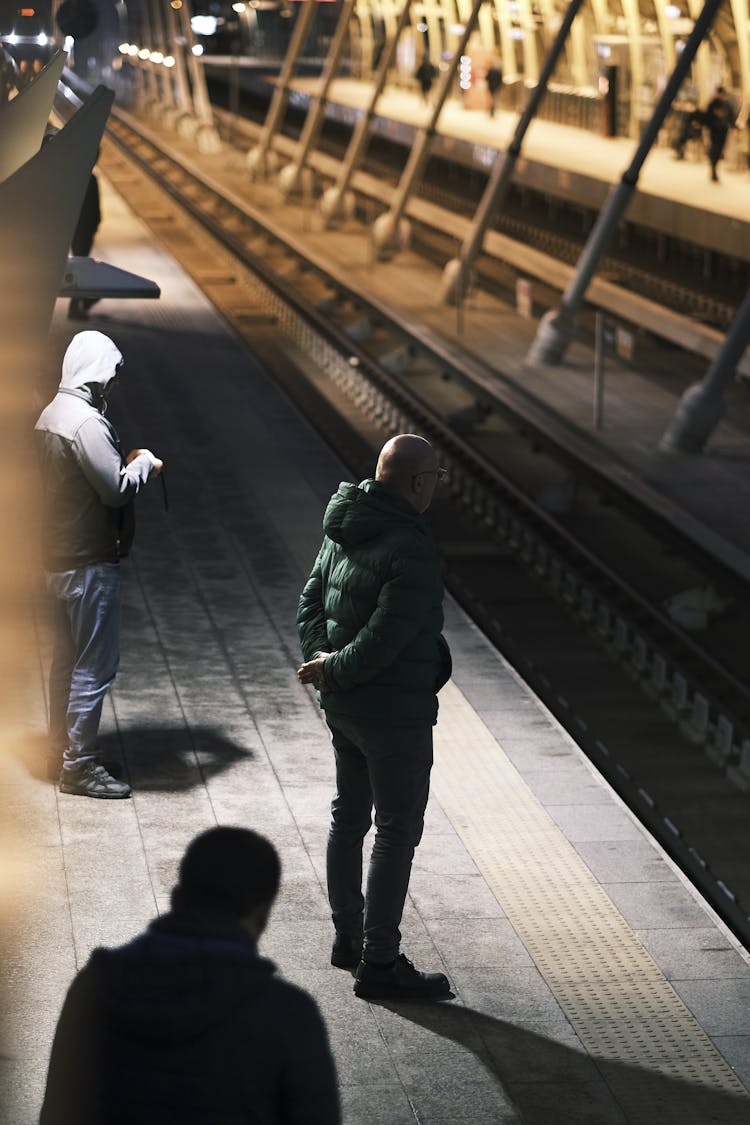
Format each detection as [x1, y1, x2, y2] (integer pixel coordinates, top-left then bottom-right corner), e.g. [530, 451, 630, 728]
[297, 479, 451, 727]
[39, 912, 340, 1125]
[34, 331, 156, 571]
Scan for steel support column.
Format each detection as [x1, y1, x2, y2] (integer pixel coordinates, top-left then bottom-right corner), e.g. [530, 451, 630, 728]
[165, 0, 196, 133]
[279, 0, 356, 199]
[136, 0, 161, 110]
[321, 0, 414, 226]
[146, 0, 176, 111]
[177, 0, 221, 153]
[527, 0, 724, 368]
[440, 0, 586, 304]
[247, 0, 318, 179]
[660, 289, 750, 453]
[372, 0, 486, 260]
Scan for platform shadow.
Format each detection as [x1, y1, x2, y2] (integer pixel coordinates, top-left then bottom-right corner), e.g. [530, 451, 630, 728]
[373, 998, 749, 1124]
[98, 726, 253, 792]
[16, 726, 253, 791]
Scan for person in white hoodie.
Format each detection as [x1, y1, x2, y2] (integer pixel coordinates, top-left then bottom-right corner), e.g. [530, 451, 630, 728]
[35, 331, 163, 798]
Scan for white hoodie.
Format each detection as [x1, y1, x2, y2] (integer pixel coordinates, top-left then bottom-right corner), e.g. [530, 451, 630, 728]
[35, 332, 158, 568]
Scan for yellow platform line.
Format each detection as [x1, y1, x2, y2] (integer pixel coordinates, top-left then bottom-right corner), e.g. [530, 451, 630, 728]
[432, 680, 748, 1098]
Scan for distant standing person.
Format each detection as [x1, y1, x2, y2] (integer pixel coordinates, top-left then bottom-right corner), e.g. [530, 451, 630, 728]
[40, 826, 341, 1124]
[415, 57, 436, 104]
[297, 434, 453, 1001]
[485, 62, 502, 118]
[704, 86, 737, 182]
[35, 331, 163, 798]
[69, 168, 101, 320]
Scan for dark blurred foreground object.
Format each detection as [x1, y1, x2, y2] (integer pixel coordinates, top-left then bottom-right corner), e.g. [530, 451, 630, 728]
[68, 170, 100, 319]
[39, 826, 341, 1125]
[55, 0, 98, 40]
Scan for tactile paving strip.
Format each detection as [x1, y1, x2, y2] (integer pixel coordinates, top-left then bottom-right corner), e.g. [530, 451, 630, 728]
[432, 680, 749, 1109]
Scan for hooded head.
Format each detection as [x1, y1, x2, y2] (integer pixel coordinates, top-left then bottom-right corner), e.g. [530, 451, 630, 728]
[60, 331, 123, 397]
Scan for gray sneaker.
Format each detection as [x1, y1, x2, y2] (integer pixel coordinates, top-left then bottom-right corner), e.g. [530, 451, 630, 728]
[354, 954, 451, 1000]
[59, 762, 131, 799]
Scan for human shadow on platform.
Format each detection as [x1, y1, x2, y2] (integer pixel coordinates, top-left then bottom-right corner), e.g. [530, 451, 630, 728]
[96, 726, 253, 792]
[17, 726, 253, 791]
[373, 1000, 749, 1124]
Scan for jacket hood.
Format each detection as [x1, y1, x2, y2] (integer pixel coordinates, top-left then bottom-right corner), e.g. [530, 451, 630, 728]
[323, 479, 424, 548]
[90, 912, 277, 1046]
[60, 331, 122, 392]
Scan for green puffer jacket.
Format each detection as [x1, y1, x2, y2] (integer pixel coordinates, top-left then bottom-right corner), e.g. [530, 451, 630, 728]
[297, 479, 452, 727]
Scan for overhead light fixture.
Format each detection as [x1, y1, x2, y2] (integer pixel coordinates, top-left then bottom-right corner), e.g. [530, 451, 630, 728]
[192, 42, 204, 55]
[163, 55, 175, 67]
[138, 47, 150, 59]
[150, 50, 164, 63]
[191, 14, 218, 34]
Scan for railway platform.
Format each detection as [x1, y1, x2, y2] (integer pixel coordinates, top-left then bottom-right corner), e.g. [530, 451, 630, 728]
[3, 163, 750, 1124]
[206, 66, 750, 256]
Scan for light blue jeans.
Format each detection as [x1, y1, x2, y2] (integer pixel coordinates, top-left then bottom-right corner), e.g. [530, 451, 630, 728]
[46, 563, 122, 771]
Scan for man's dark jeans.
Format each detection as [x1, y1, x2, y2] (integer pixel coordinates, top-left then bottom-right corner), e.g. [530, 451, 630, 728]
[325, 716, 433, 965]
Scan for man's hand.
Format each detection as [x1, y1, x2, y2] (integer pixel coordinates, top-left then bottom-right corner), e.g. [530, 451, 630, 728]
[127, 448, 164, 477]
[297, 653, 330, 691]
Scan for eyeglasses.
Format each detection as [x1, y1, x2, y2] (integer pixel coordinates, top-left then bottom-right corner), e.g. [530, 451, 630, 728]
[412, 467, 449, 485]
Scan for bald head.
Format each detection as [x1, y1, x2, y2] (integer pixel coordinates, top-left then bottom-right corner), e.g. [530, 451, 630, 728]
[375, 434, 439, 512]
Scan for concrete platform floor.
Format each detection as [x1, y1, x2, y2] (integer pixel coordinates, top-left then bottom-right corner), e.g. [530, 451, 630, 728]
[2, 177, 750, 1125]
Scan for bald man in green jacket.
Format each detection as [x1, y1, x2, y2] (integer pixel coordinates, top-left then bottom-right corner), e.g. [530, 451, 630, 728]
[297, 435, 453, 1001]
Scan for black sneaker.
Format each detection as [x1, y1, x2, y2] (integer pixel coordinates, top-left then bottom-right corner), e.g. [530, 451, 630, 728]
[59, 762, 131, 799]
[331, 933, 362, 970]
[353, 954, 451, 1001]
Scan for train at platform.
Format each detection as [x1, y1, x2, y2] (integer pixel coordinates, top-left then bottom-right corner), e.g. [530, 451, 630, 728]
[0, 2, 58, 101]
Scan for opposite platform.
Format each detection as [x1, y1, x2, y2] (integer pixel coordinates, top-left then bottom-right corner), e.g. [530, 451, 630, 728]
[2, 171, 750, 1125]
[239, 71, 750, 255]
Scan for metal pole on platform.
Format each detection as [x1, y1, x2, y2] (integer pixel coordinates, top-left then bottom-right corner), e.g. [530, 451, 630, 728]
[146, 0, 176, 111]
[177, 0, 221, 152]
[439, 0, 585, 305]
[134, 1, 159, 108]
[246, 0, 318, 179]
[279, 0, 356, 199]
[660, 288, 750, 453]
[164, 0, 196, 132]
[371, 0, 486, 261]
[320, 0, 414, 227]
[593, 311, 605, 430]
[527, 0, 724, 367]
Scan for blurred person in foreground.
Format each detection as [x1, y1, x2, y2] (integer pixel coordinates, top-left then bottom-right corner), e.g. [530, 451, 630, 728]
[39, 826, 340, 1125]
[34, 331, 162, 798]
[297, 434, 453, 1001]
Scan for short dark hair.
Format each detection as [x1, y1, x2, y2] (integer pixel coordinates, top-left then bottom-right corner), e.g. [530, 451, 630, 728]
[171, 827, 281, 918]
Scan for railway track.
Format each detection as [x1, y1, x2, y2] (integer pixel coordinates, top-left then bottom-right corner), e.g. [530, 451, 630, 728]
[58, 86, 750, 946]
